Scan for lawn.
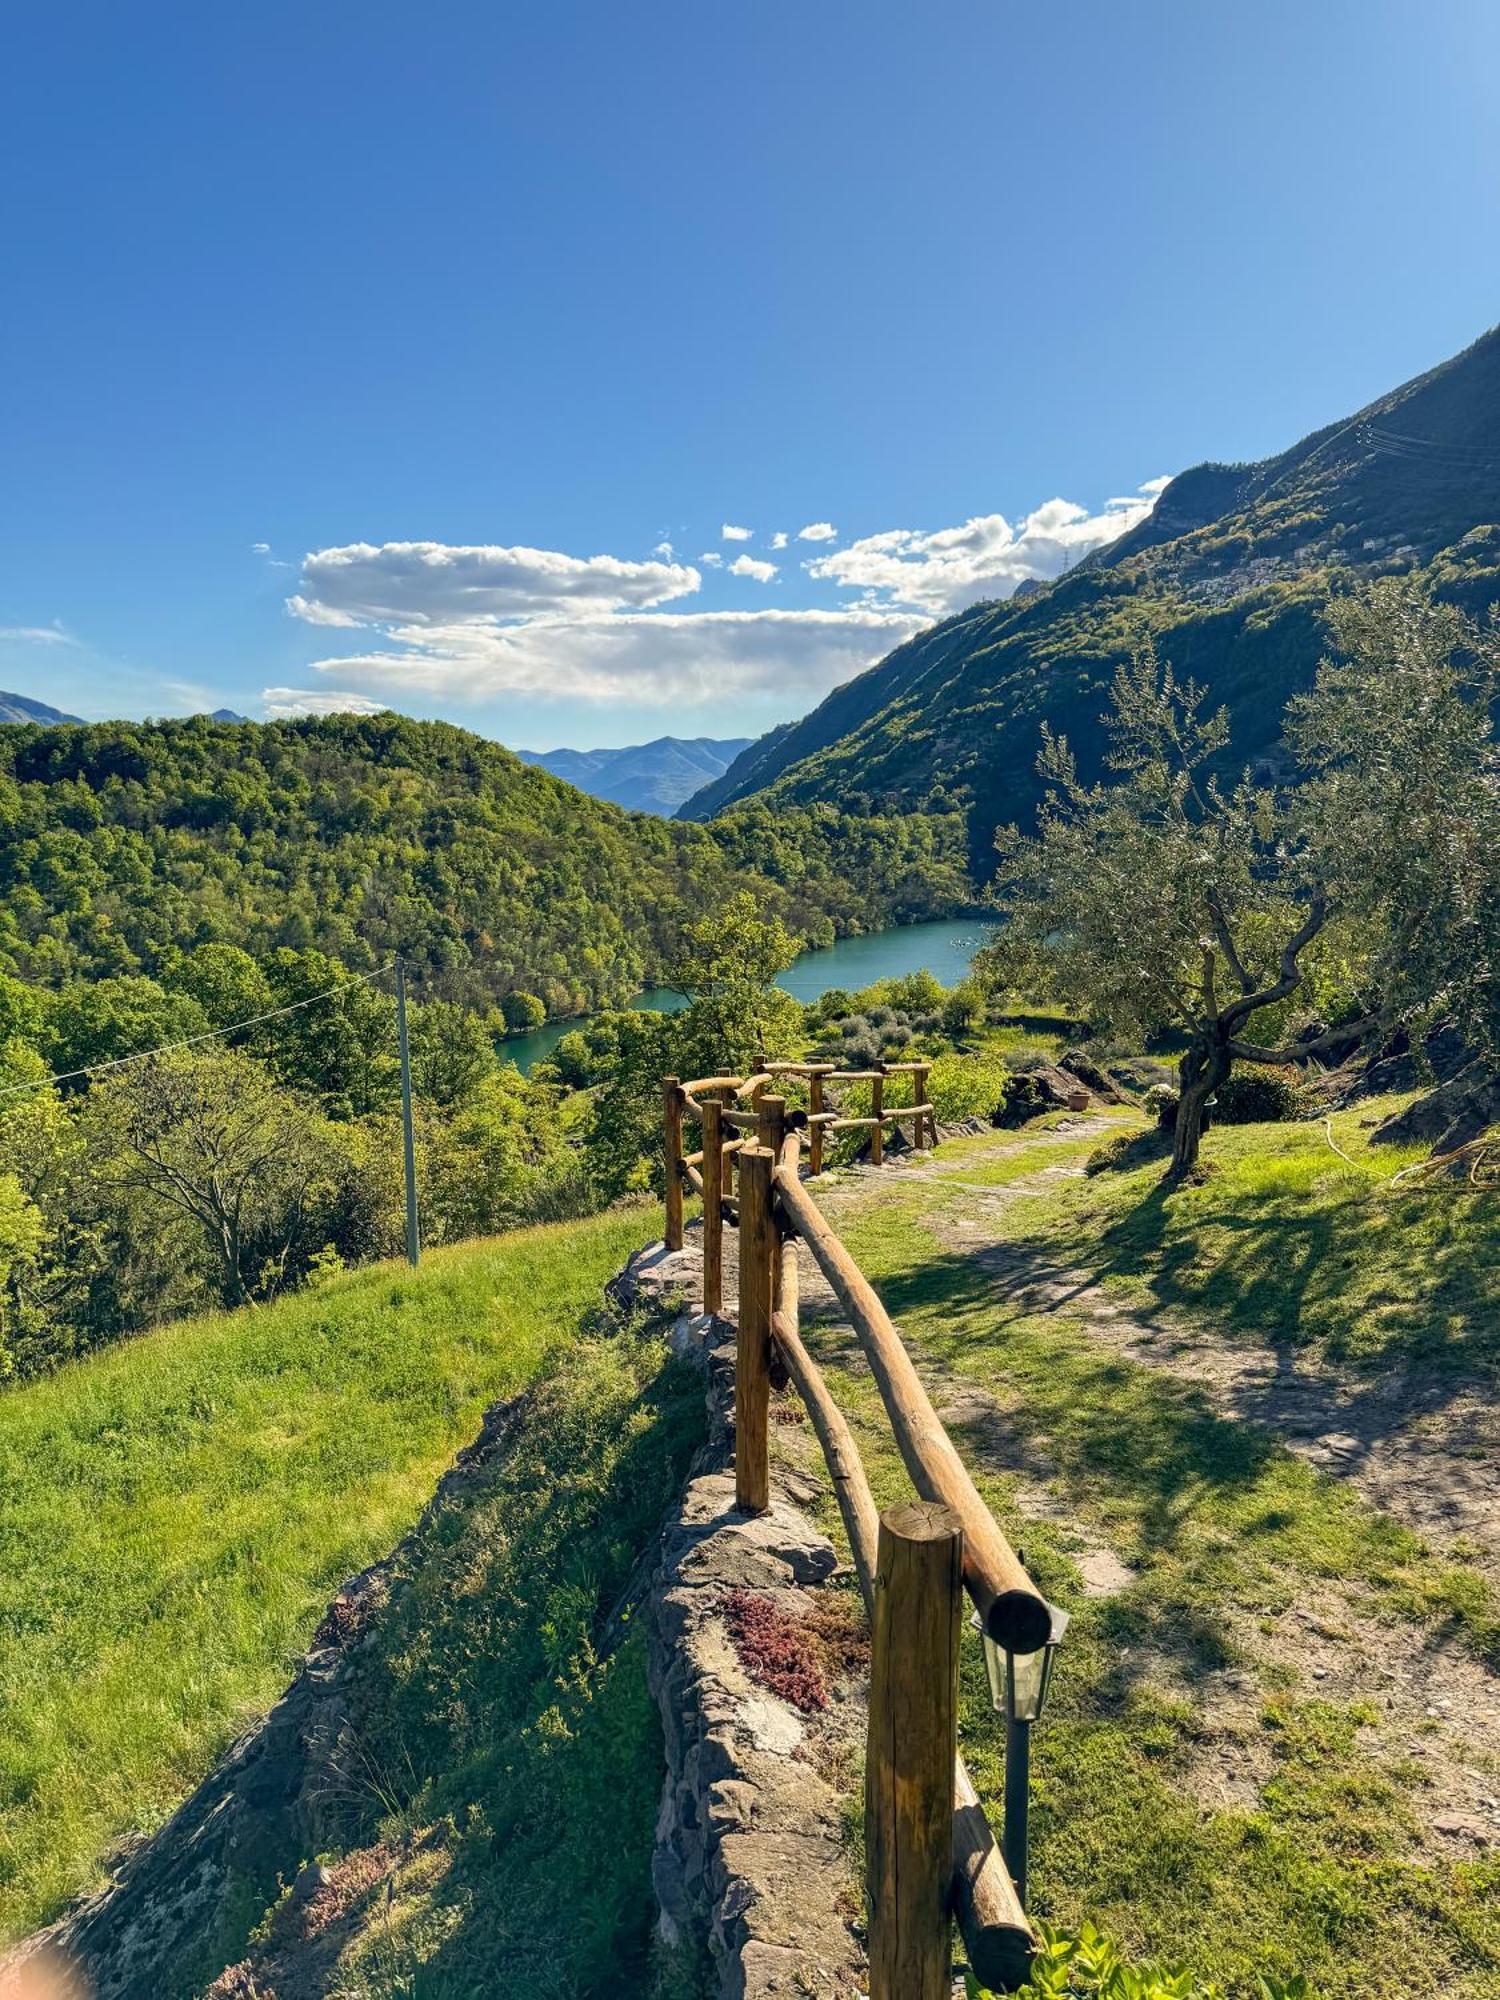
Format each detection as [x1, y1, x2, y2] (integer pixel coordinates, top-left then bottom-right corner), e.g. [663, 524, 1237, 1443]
[786, 1106, 1500, 1998]
[0, 1204, 661, 1948]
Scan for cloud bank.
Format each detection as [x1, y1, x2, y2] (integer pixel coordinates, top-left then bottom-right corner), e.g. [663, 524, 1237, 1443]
[808, 480, 1168, 616]
[284, 477, 1161, 713]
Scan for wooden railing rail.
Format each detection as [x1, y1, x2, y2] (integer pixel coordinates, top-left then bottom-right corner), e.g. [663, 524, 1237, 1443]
[663, 1066, 1041, 1991]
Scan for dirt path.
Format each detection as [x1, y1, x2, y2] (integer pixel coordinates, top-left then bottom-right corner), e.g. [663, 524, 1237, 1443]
[708, 1121, 1500, 1860]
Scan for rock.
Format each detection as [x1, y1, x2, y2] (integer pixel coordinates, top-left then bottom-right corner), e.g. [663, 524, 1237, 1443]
[1060, 1049, 1126, 1104]
[1370, 1058, 1500, 1155]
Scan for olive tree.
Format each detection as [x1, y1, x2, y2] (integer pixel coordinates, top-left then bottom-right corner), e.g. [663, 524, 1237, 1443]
[984, 645, 1365, 1178]
[1289, 580, 1500, 1057]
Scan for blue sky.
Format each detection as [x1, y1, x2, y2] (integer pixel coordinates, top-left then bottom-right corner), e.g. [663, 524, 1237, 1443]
[3, 1, 1499, 750]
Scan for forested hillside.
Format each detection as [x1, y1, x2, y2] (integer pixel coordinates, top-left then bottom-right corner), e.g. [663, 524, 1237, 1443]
[0, 711, 968, 1015]
[682, 324, 1500, 868]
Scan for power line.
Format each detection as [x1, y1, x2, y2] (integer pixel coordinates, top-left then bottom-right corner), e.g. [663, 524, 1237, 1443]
[0, 961, 399, 1101]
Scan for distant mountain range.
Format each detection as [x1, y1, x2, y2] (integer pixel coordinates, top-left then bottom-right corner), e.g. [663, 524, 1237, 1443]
[679, 325, 1500, 871]
[0, 696, 248, 728]
[518, 735, 754, 814]
[0, 690, 83, 726]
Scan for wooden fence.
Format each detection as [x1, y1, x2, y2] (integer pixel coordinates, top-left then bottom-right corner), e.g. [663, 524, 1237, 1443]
[663, 1063, 1042, 1996]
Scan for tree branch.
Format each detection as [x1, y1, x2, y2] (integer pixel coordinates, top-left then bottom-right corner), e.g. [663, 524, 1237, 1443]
[1221, 890, 1328, 1031]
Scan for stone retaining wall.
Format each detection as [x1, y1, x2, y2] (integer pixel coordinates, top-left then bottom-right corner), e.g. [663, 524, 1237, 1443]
[619, 1242, 867, 1999]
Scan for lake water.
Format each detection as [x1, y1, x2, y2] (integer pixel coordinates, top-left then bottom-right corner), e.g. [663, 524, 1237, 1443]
[500, 915, 1000, 1073]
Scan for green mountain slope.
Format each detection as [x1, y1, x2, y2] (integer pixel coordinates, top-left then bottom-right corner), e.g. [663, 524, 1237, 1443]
[682, 325, 1500, 866]
[0, 690, 83, 726]
[0, 711, 967, 1011]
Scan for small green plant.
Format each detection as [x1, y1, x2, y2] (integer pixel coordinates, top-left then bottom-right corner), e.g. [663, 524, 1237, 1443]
[978, 1921, 1314, 1999]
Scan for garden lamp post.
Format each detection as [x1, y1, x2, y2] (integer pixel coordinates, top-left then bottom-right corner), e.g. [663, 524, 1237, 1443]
[972, 1595, 1069, 1907]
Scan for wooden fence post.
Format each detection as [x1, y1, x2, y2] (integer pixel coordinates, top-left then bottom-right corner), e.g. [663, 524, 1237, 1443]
[756, 1091, 786, 1156]
[867, 1500, 964, 2000]
[663, 1075, 685, 1251]
[809, 1071, 825, 1175]
[735, 1143, 774, 1514]
[871, 1071, 885, 1167]
[915, 1063, 932, 1150]
[702, 1096, 724, 1316]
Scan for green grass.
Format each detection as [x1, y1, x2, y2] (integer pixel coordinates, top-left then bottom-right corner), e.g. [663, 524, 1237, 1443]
[0, 1203, 659, 1947]
[790, 1115, 1500, 1999]
[997, 1097, 1500, 1373]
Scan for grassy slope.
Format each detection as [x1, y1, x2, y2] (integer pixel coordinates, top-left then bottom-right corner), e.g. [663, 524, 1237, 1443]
[0, 1205, 658, 1945]
[793, 1105, 1500, 1998]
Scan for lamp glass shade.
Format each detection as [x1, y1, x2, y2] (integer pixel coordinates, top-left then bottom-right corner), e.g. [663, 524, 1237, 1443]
[973, 1604, 1070, 1723]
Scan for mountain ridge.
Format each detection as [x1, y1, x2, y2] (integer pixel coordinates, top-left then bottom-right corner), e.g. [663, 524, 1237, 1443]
[679, 324, 1500, 860]
[517, 733, 752, 814]
[0, 690, 84, 726]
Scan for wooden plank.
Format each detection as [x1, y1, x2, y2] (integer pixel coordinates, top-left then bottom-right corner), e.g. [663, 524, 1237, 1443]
[735, 1144, 774, 1514]
[682, 1162, 705, 1195]
[871, 1073, 885, 1166]
[702, 1097, 725, 1317]
[867, 1502, 962, 2000]
[734, 1071, 773, 1102]
[681, 1074, 742, 1096]
[771, 1166, 1051, 1652]
[809, 1071, 825, 1175]
[663, 1076, 685, 1251]
[769, 1296, 1035, 1992]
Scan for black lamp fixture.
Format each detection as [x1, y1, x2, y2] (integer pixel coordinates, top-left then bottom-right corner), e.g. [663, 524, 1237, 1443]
[971, 1591, 1069, 1907]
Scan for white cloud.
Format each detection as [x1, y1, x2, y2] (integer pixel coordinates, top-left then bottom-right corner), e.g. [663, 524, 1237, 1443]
[287, 539, 699, 628]
[699, 551, 724, 567]
[262, 687, 391, 719]
[770, 531, 788, 550]
[304, 607, 921, 709]
[0, 623, 75, 646]
[720, 523, 753, 541]
[798, 522, 837, 542]
[807, 480, 1166, 616]
[250, 541, 271, 555]
[729, 554, 778, 583]
[652, 539, 676, 558]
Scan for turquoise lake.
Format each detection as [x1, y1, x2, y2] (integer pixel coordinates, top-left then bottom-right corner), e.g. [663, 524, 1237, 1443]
[499, 915, 1000, 1073]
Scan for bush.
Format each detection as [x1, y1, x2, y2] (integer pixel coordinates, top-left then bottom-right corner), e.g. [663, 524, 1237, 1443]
[1143, 1082, 1179, 1130]
[927, 1048, 1011, 1125]
[884, 969, 944, 1015]
[1211, 1067, 1307, 1124]
[1086, 1128, 1170, 1175]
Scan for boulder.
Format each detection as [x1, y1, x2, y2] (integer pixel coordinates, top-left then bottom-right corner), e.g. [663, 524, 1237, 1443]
[1371, 1058, 1500, 1155]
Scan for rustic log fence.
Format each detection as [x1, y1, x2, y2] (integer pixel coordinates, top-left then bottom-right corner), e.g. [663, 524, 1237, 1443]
[662, 1064, 1042, 1994]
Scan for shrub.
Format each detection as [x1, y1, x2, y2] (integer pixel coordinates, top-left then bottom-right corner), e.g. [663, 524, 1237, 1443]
[867, 1004, 894, 1028]
[1211, 1067, 1307, 1124]
[1143, 1083, 1179, 1130]
[885, 969, 944, 1015]
[927, 1048, 1011, 1125]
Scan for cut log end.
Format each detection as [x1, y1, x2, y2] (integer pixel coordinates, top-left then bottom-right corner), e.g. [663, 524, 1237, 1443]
[982, 1587, 1053, 1655]
[964, 1922, 1038, 1993]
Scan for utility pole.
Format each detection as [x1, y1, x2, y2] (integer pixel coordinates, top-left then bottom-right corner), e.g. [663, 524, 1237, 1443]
[395, 958, 420, 1267]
